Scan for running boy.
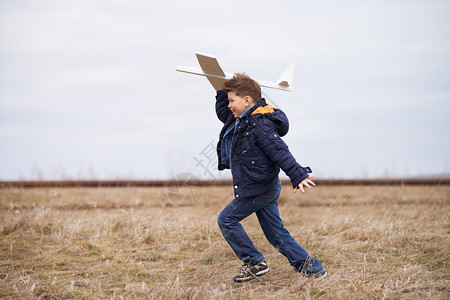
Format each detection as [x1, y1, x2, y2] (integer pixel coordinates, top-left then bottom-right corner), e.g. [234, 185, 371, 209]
[215, 73, 327, 282]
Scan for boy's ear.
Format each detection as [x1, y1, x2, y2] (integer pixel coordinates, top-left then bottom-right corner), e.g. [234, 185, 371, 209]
[244, 95, 254, 106]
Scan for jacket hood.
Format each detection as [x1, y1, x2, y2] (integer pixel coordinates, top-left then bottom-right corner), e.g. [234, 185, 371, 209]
[251, 102, 289, 137]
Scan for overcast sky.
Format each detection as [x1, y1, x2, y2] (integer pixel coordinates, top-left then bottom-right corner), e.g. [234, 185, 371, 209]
[1, 0, 449, 180]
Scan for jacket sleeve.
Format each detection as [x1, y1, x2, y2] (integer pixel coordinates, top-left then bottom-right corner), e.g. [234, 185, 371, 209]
[255, 119, 312, 189]
[215, 90, 232, 123]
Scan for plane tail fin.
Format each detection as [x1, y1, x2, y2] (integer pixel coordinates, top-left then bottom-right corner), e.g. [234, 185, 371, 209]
[276, 62, 295, 87]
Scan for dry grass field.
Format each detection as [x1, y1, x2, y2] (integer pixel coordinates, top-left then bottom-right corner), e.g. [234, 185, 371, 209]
[0, 183, 449, 299]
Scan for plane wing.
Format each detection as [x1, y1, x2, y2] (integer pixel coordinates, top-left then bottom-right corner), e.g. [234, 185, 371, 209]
[195, 52, 228, 91]
[176, 52, 294, 92]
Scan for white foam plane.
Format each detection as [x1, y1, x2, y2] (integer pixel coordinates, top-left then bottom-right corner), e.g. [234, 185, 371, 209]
[175, 52, 295, 92]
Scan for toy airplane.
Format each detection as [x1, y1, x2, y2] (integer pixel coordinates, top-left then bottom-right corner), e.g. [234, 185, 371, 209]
[175, 52, 295, 92]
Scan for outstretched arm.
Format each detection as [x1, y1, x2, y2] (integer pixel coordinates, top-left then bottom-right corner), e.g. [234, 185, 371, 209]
[256, 120, 313, 192]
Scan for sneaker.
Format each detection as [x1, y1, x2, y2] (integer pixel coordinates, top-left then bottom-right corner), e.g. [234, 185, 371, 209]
[233, 260, 270, 282]
[302, 267, 328, 280]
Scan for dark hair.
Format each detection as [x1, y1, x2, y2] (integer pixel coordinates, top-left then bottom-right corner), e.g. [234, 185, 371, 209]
[223, 73, 262, 103]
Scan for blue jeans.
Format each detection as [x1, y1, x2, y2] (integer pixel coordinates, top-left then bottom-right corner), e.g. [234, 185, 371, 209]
[217, 181, 324, 272]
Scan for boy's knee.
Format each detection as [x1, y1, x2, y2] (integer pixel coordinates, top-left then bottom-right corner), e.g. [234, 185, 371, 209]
[217, 212, 226, 229]
[217, 210, 234, 229]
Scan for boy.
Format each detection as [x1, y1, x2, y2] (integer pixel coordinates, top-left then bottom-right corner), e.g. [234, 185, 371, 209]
[215, 73, 327, 282]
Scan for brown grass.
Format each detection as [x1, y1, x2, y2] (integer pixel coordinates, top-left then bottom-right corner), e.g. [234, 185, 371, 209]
[0, 184, 449, 299]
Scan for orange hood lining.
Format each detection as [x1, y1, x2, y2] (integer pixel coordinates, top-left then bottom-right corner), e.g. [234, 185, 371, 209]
[251, 104, 275, 115]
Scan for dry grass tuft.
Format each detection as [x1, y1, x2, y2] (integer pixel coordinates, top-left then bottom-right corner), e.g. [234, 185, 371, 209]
[0, 184, 449, 299]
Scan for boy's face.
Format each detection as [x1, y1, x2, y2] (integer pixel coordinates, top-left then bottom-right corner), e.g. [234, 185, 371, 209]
[228, 91, 254, 118]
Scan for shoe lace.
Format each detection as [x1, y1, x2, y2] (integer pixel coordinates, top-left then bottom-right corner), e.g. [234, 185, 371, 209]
[239, 263, 250, 274]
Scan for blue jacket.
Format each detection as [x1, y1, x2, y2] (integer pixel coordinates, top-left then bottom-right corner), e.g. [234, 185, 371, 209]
[215, 90, 312, 199]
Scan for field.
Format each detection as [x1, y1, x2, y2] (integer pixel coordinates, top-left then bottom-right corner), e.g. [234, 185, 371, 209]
[1, 183, 449, 299]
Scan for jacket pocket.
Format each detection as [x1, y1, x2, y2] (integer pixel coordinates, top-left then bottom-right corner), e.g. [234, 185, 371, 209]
[241, 156, 271, 182]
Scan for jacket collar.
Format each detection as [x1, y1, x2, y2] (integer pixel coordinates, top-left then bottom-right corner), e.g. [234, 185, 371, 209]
[237, 98, 267, 121]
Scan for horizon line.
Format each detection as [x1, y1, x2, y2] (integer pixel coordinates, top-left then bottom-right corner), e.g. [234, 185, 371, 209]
[1, 177, 449, 188]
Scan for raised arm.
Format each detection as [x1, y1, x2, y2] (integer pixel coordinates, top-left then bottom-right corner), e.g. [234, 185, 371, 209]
[215, 90, 233, 123]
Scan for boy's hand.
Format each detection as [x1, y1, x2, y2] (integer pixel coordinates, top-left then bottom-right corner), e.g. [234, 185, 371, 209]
[294, 176, 316, 193]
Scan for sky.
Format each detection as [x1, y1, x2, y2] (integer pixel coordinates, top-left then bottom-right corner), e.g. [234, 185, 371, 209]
[0, 0, 449, 181]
